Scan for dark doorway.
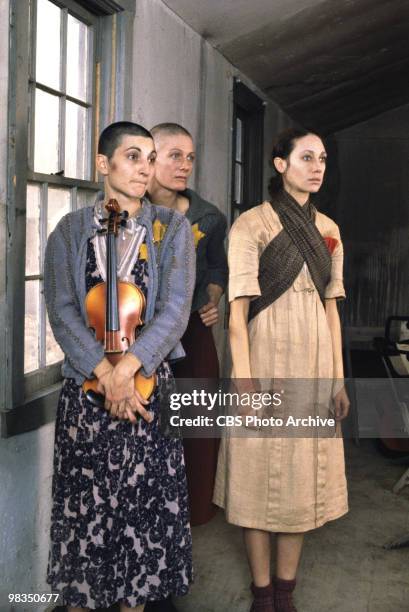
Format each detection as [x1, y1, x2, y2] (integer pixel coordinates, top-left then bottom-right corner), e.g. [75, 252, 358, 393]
[231, 79, 264, 222]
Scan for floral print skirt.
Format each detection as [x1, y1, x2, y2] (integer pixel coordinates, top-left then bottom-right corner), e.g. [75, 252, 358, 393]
[47, 240, 192, 609]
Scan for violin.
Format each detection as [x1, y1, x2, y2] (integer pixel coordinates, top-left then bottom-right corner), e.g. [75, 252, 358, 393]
[83, 198, 156, 408]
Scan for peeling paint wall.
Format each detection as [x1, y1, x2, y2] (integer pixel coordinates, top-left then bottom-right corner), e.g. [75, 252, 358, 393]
[333, 104, 409, 328]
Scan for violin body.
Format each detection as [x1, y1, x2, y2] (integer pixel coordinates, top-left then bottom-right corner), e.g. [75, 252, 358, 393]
[82, 198, 156, 407]
[85, 280, 145, 356]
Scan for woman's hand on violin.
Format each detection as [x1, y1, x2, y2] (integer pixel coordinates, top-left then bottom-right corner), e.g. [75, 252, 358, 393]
[125, 389, 153, 423]
[94, 357, 114, 396]
[109, 354, 153, 423]
[113, 393, 153, 424]
[94, 361, 129, 420]
[93, 354, 153, 422]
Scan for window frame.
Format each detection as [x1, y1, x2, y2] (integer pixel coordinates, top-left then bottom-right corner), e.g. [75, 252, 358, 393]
[230, 79, 265, 223]
[28, 0, 98, 181]
[224, 79, 265, 330]
[25, 0, 99, 388]
[2, 0, 135, 437]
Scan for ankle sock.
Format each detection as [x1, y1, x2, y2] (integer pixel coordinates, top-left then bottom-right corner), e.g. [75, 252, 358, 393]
[274, 577, 297, 612]
[250, 581, 274, 611]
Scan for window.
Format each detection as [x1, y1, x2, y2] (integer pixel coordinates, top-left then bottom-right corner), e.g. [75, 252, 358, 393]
[2, 0, 135, 437]
[231, 79, 265, 222]
[25, 0, 98, 394]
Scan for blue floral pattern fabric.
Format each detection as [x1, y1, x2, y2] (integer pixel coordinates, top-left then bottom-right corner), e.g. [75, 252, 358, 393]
[47, 239, 193, 609]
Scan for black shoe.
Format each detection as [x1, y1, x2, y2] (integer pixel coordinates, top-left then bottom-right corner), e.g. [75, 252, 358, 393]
[144, 596, 179, 612]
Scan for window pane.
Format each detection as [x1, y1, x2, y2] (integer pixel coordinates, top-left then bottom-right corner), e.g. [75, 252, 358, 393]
[24, 280, 40, 373]
[47, 187, 71, 236]
[36, 0, 61, 90]
[25, 184, 41, 276]
[46, 311, 64, 366]
[67, 14, 89, 101]
[236, 117, 243, 162]
[65, 102, 87, 179]
[77, 189, 96, 209]
[34, 88, 60, 174]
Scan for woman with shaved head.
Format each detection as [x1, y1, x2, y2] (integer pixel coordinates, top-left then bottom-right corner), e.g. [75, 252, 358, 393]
[44, 122, 195, 612]
[147, 122, 228, 612]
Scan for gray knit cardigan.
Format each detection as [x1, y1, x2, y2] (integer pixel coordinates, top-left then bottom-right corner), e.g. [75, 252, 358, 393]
[44, 199, 195, 384]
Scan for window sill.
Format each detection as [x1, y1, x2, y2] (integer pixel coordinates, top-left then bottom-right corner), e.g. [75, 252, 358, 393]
[1, 383, 61, 438]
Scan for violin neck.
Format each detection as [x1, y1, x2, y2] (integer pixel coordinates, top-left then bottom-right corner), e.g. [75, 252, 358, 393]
[106, 232, 120, 332]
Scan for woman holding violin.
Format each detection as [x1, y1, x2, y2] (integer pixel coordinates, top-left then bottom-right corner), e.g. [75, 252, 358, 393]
[44, 122, 195, 612]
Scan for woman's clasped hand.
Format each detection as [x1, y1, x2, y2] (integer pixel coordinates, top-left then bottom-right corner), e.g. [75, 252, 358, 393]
[94, 353, 153, 423]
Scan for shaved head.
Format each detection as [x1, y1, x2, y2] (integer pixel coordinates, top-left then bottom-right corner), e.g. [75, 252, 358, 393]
[151, 123, 192, 146]
[149, 123, 195, 193]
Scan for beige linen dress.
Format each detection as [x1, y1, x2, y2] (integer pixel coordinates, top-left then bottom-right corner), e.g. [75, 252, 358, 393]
[213, 202, 348, 532]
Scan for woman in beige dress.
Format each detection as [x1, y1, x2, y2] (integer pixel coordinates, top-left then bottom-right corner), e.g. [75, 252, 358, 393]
[213, 128, 350, 612]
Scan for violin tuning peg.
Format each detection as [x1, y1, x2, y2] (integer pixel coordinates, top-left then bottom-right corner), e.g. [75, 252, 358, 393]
[121, 211, 129, 220]
[97, 228, 106, 235]
[99, 217, 108, 224]
[120, 219, 128, 227]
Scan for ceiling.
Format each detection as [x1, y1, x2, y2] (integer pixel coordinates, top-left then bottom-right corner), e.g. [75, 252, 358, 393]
[162, 0, 409, 133]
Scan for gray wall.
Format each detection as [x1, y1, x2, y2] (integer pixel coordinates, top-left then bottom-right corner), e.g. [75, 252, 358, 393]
[0, 0, 8, 413]
[132, 0, 291, 212]
[332, 104, 409, 329]
[132, 0, 291, 367]
[0, 424, 55, 608]
[0, 0, 291, 608]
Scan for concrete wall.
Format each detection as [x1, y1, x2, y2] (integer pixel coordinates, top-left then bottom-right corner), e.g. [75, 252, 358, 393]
[0, 1, 292, 609]
[332, 104, 409, 329]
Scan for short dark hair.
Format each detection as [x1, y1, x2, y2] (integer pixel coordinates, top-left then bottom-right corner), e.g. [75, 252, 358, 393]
[150, 122, 192, 140]
[268, 127, 324, 195]
[98, 121, 153, 159]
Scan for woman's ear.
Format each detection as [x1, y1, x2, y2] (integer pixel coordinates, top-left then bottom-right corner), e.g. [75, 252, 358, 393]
[96, 153, 109, 176]
[273, 156, 286, 175]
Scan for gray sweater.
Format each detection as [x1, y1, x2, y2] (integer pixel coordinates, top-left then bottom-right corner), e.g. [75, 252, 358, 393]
[44, 200, 195, 383]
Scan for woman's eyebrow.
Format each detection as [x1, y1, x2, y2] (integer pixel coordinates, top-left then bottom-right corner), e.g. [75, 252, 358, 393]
[124, 146, 142, 152]
[300, 149, 327, 155]
[169, 148, 195, 154]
